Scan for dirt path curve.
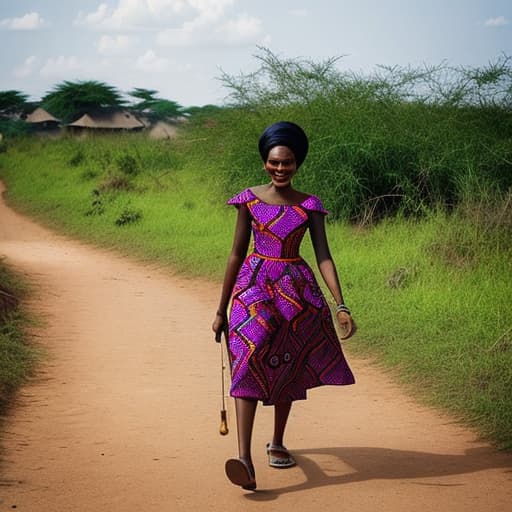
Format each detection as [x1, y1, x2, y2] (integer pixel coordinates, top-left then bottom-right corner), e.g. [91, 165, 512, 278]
[0, 182, 511, 511]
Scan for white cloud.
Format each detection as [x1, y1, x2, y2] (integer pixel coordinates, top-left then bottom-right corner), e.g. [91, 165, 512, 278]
[13, 56, 38, 78]
[188, 0, 234, 20]
[157, 7, 265, 47]
[39, 56, 82, 78]
[76, 0, 264, 47]
[0, 11, 44, 30]
[135, 50, 170, 72]
[96, 34, 137, 55]
[215, 13, 263, 43]
[75, 0, 200, 30]
[77, 3, 111, 26]
[484, 16, 509, 27]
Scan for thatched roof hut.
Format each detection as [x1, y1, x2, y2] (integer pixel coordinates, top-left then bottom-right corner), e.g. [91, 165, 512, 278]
[26, 107, 60, 126]
[68, 110, 144, 131]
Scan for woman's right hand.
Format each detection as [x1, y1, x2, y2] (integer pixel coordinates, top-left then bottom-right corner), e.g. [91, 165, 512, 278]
[212, 313, 227, 343]
[336, 311, 357, 340]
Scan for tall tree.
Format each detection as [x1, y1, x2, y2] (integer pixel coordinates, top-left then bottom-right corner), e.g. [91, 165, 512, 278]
[42, 80, 125, 123]
[129, 88, 184, 120]
[0, 90, 29, 115]
[129, 88, 159, 111]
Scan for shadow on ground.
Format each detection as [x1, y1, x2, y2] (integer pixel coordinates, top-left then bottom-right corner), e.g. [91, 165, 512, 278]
[246, 445, 512, 500]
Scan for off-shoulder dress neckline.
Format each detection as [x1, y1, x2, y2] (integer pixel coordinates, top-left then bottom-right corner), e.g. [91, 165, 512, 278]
[247, 187, 311, 206]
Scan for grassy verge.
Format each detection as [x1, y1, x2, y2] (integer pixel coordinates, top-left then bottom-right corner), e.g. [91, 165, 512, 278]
[0, 132, 510, 449]
[0, 263, 38, 413]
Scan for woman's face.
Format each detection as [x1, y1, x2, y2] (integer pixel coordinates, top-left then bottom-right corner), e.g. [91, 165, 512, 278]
[264, 146, 297, 188]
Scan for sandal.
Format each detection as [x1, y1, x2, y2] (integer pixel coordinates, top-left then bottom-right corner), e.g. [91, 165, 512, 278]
[266, 443, 297, 468]
[225, 458, 257, 490]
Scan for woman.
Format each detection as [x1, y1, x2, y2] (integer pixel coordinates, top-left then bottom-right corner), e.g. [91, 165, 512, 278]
[212, 121, 356, 490]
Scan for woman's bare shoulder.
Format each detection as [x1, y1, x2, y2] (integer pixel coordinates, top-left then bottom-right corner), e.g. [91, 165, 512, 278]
[249, 184, 269, 194]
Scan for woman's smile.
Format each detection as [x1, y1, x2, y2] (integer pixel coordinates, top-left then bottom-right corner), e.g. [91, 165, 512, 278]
[265, 146, 297, 187]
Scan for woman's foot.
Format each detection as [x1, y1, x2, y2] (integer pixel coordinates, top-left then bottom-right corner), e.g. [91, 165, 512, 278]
[266, 443, 297, 468]
[225, 457, 257, 490]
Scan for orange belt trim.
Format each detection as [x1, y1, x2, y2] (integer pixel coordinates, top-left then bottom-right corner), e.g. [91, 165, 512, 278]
[252, 253, 302, 262]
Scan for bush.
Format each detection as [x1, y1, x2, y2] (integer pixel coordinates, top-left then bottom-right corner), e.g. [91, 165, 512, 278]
[0, 119, 30, 138]
[116, 154, 140, 175]
[213, 49, 512, 222]
[115, 207, 142, 226]
[68, 149, 85, 166]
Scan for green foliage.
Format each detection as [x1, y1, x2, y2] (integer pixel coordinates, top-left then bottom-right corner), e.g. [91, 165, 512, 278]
[116, 154, 140, 175]
[128, 87, 159, 108]
[212, 49, 512, 222]
[430, 192, 512, 266]
[68, 149, 85, 166]
[179, 102, 512, 223]
[150, 99, 184, 118]
[0, 264, 36, 412]
[0, 90, 29, 114]
[115, 207, 142, 226]
[42, 80, 125, 123]
[221, 48, 512, 110]
[129, 87, 184, 120]
[184, 104, 223, 117]
[0, 118, 30, 138]
[84, 189, 105, 216]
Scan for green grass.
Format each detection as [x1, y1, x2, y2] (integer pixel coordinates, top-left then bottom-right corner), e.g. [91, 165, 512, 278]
[0, 131, 510, 449]
[332, 216, 512, 446]
[0, 263, 38, 412]
[0, 135, 235, 277]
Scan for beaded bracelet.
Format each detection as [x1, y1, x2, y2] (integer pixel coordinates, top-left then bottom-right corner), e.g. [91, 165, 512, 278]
[336, 303, 351, 315]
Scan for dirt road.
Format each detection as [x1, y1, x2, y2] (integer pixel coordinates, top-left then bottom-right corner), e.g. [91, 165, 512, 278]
[0, 181, 511, 511]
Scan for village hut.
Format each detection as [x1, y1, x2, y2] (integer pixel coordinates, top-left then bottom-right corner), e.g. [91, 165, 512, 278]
[26, 107, 61, 129]
[68, 110, 144, 132]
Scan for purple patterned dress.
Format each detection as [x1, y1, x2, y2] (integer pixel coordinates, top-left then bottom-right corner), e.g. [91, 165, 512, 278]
[227, 188, 355, 405]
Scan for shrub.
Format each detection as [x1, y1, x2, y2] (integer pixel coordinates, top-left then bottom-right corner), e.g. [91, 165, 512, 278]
[116, 154, 139, 175]
[115, 207, 142, 226]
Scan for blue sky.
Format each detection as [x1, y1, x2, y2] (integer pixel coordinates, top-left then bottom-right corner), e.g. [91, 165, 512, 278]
[0, 0, 510, 107]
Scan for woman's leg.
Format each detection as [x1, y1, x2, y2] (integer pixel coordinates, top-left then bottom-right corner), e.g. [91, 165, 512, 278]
[267, 401, 296, 467]
[234, 397, 258, 463]
[225, 398, 258, 489]
[272, 401, 292, 446]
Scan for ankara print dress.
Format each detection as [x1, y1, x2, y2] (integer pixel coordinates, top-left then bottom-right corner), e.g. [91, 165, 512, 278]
[227, 188, 355, 405]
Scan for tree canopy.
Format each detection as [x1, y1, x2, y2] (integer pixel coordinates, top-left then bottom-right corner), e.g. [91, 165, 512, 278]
[128, 88, 184, 120]
[42, 80, 125, 123]
[0, 90, 29, 115]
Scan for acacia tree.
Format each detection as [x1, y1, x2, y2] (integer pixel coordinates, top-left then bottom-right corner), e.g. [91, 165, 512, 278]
[0, 90, 32, 136]
[129, 88, 184, 120]
[42, 80, 125, 123]
[0, 90, 29, 115]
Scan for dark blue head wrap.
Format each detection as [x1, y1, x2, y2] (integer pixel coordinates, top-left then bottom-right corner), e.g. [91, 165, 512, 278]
[258, 121, 309, 168]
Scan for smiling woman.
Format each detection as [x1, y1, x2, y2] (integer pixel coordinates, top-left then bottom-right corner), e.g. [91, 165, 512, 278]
[212, 121, 356, 490]
[255, 120, 309, 198]
[264, 146, 297, 189]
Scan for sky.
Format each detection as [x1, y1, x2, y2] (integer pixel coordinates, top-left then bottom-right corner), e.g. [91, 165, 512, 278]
[0, 0, 511, 107]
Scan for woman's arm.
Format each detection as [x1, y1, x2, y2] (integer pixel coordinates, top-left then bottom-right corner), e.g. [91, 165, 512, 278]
[212, 205, 252, 341]
[309, 211, 356, 339]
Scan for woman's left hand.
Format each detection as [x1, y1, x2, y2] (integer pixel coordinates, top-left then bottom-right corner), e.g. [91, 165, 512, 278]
[336, 311, 357, 340]
[212, 313, 229, 343]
